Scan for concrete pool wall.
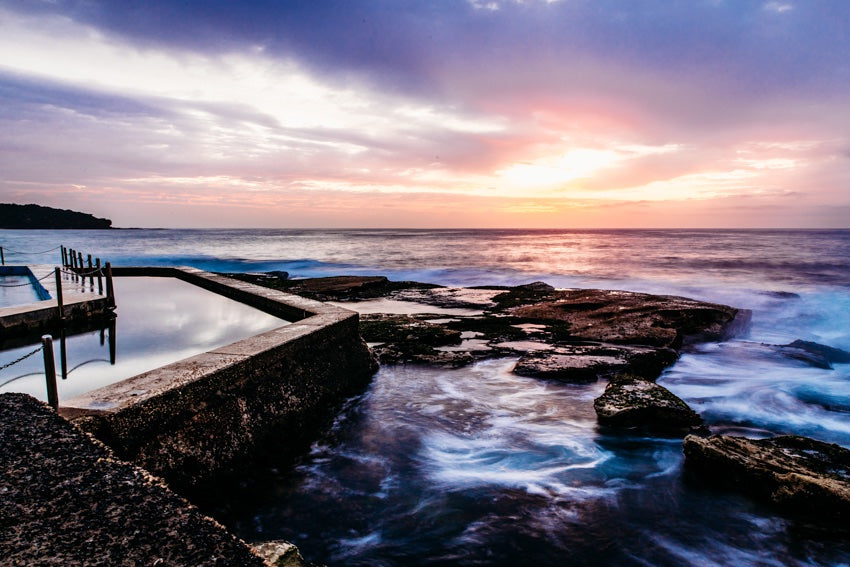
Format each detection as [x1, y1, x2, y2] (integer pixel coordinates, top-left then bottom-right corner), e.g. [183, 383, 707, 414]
[58, 267, 377, 494]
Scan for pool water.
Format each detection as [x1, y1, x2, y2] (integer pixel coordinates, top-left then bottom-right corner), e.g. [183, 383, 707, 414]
[0, 272, 48, 307]
[0, 276, 288, 401]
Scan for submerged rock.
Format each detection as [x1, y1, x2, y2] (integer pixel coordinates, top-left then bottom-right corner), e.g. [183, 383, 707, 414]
[683, 434, 850, 521]
[593, 373, 703, 432]
[778, 339, 850, 369]
[513, 344, 679, 383]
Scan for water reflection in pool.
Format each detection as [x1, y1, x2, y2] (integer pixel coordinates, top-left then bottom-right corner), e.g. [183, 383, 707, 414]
[0, 276, 288, 401]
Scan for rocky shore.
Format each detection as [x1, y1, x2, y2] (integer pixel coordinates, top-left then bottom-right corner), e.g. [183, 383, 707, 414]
[5, 272, 848, 564]
[232, 272, 850, 521]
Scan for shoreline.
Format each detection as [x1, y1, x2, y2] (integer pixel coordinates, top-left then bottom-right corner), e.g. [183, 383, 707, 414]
[3, 271, 850, 565]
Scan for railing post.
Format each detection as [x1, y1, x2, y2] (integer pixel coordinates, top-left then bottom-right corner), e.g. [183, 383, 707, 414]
[96, 258, 103, 295]
[87, 254, 94, 289]
[61, 246, 67, 267]
[105, 262, 115, 309]
[42, 335, 58, 410]
[59, 327, 68, 381]
[108, 317, 116, 365]
[54, 267, 64, 322]
[69, 249, 77, 280]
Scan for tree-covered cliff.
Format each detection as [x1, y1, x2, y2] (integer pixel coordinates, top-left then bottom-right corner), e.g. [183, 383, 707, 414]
[0, 204, 112, 229]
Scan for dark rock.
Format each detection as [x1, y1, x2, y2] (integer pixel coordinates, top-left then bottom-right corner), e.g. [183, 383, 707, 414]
[775, 345, 833, 369]
[761, 290, 802, 299]
[593, 373, 702, 432]
[361, 314, 462, 346]
[289, 275, 391, 297]
[491, 283, 561, 309]
[266, 270, 289, 280]
[0, 392, 271, 566]
[446, 315, 536, 343]
[512, 288, 750, 348]
[784, 340, 850, 365]
[517, 281, 556, 292]
[225, 273, 439, 301]
[513, 344, 678, 383]
[683, 434, 850, 521]
[361, 314, 467, 365]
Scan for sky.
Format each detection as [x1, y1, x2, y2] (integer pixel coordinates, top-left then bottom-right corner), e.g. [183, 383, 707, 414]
[1, 0, 849, 228]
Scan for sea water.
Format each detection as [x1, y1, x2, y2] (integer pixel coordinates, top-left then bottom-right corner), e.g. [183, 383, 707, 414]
[1, 228, 849, 565]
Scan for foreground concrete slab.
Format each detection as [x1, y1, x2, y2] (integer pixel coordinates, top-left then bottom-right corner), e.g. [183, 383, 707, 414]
[0, 393, 270, 566]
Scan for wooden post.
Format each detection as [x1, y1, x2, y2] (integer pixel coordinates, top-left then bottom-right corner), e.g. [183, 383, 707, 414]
[105, 262, 115, 309]
[87, 254, 94, 289]
[54, 267, 64, 322]
[96, 258, 103, 295]
[59, 327, 68, 381]
[1, 246, 4, 266]
[69, 249, 77, 280]
[76, 252, 84, 291]
[42, 335, 58, 410]
[108, 317, 117, 365]
[61, 246, 67, 267]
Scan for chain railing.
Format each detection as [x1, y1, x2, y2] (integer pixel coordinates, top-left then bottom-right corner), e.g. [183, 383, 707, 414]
[0, 336, 58, 409]
[0, 244, 117, 408]
[0, 245, 62, 265]
[0, 344, 43, 372]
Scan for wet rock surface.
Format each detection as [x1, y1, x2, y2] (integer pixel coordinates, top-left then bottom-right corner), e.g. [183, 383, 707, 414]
[514, 344, 679, 383]
[264, 276, 749, 379]
[0, 392, 280, 566]
[683, 434, 850, 520]
[509, 288, 748, 348]
[232, 274, 748, 388]
[593, 373, 703, 432]
[226, 273, 437, 301]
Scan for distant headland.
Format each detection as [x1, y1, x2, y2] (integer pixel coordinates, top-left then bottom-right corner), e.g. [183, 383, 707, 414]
[0, 204, 112, 229]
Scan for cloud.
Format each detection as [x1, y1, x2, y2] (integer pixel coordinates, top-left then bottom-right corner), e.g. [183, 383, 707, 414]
[0, 1, 848, 227]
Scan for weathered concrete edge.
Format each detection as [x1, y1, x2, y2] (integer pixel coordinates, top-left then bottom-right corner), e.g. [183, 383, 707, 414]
[58, 266, 377, 494]
[111, 265, 339, 322]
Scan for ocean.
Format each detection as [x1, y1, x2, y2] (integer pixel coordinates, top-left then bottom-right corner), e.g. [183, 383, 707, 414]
[2, 228, 849, 565]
